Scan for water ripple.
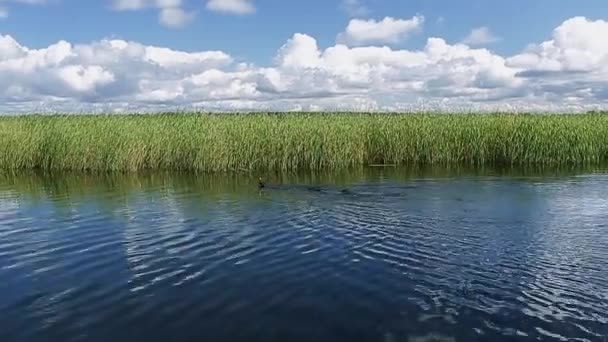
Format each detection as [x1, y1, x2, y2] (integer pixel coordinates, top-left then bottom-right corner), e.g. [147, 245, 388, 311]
[0, 172, 607, 341]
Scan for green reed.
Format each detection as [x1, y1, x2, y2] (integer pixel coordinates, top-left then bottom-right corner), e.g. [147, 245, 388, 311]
[1, 113, 607, 172]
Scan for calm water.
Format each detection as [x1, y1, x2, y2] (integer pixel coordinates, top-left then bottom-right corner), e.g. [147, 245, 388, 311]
[1, 167, 607, 342]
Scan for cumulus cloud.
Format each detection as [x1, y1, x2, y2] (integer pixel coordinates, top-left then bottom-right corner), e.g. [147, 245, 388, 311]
[462, 27, 500, 46]
[0, 34, 232, 105]
[506, 16, 608, 102]
[508, 17, 608, 74]
[337, 15, 425, 46]
[206, 0, 255, 15]
[1, 16, 608, 113]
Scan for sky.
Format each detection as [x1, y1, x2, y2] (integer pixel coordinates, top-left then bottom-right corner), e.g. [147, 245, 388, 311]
[1, 0, 608, 113]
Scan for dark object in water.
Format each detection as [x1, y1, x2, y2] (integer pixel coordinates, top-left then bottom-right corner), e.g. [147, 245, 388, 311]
[257, 178, 357, 196]
[460, 280, 473, 298]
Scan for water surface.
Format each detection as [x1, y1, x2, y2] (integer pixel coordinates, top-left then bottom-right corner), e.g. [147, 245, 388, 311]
[1, 167, 607, 342]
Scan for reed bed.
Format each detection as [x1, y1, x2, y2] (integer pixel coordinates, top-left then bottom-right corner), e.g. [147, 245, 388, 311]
[0, 113, 607, 172]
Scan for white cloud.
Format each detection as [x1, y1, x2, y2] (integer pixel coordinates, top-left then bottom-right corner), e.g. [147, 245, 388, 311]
[57, 65, 116, 93]
[337, 15, 425, 46]
[340, 0, 368, 17]
[1, 16, 608, 113]
[462, 27, 500, 46]
[506, 16, 608, 103]
[508, 17, 608, 74]
[112, 0, 146, 10]
[112, 0, 194, 28]
[159, 7, 195, 28]
[206, 0, 254, 15]
[276, 33, 321, 69]
[112, 0, 181, 11]
[156, 0, 181, 8]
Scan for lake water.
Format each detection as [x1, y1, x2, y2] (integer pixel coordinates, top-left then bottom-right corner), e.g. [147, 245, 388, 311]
[1, 167, 607, 342]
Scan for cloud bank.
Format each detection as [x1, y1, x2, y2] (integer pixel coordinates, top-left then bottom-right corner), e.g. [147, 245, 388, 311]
[1, 16, 608, 113]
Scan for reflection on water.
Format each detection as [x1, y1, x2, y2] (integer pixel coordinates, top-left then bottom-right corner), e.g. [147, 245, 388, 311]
[0, 166, 607, 342]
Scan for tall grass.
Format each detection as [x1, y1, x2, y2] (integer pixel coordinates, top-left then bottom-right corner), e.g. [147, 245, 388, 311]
[1, 113, 607, 172]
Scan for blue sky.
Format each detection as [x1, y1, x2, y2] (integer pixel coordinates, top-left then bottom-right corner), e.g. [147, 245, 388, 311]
[1, 0, 608, 112]
[5, 0, 608, 63]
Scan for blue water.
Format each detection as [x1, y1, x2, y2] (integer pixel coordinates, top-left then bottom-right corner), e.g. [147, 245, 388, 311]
[1, 169, 607, 342]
